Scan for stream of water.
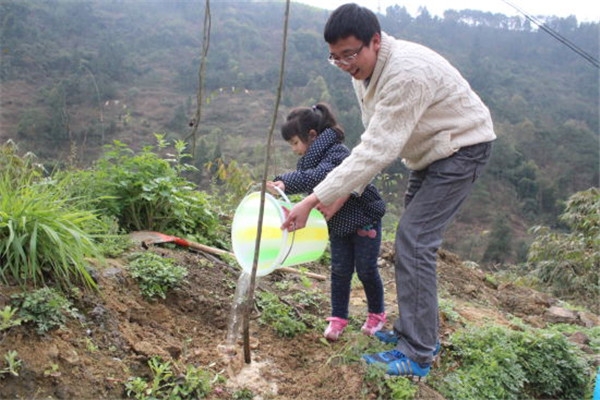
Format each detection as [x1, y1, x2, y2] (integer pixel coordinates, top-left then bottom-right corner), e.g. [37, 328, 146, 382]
[217, 271, 251, 356]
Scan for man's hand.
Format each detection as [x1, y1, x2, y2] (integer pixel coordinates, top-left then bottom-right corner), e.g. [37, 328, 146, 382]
[281, 193, 319, 231]
[316, 194, 350, 220]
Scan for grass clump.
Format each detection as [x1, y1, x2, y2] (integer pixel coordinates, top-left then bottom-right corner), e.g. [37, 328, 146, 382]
[0, 141, 101, 290]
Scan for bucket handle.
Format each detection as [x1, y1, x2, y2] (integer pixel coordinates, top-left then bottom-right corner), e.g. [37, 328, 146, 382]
[271, 185, 291, 204]
[269, 185, 296, 268]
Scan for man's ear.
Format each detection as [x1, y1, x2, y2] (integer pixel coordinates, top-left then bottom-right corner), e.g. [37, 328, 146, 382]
[370, 32, 381, 51]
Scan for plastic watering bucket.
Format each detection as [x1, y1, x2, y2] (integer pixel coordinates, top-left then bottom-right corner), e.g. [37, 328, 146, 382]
[231, 189, 328, 276]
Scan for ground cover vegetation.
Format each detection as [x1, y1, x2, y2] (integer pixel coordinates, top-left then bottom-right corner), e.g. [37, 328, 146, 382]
[0, 0, 598, 398]
[0, 139, 598, 399]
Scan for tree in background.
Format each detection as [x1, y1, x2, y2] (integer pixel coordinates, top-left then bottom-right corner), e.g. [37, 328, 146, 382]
[482, 214, 513, 264]
[527, 187, 599, 312]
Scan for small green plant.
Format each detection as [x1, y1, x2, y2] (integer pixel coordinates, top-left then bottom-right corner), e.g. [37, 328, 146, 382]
[0, 305, 22, 331]
[386, 376, 419, 399]
[362, 361, 417, 399]
[0, 350, 22, 377]
[256, 291, 306, 338]
[83, 337, 98, 352]
[127, 252, 188, 299]
[438, 298, 462, 324]
[232, 388, 255, 399]
[43, 363, 60, 377]
[362, 363, 389, 397]
[437, 324, 589, 400]
[295, 266, 314, 288]
[11, 287, 78, 334]
[124, 356, 213, 399]
[95, 216, 133, 258]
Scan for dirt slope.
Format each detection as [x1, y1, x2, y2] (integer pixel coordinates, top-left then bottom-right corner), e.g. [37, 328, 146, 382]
[0, 242, 597, 399]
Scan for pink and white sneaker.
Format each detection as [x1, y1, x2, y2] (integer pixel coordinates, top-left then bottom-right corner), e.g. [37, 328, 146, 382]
[361, 312, 386, 336]
[324, 317, 348, 341]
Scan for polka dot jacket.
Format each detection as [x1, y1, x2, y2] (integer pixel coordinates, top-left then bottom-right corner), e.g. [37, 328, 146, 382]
[274, 128, 385, 237]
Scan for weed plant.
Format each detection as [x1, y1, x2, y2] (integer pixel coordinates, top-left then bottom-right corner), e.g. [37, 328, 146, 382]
[0, 305, 22, 332]
[125, 356, 216, 399]
[127, 252, 188, 299]
[256, 291, 306, 337]
[0, 350, 21, 377]
[11, 287, 78, 335]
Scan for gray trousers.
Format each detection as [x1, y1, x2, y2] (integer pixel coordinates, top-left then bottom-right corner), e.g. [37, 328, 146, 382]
[393, 141, 493, 365]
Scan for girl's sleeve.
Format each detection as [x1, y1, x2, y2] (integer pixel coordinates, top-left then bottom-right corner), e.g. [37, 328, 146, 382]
[275, 146, 348, 195]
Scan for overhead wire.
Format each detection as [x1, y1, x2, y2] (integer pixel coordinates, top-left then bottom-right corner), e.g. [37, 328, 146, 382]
[500, 0, 599, 68]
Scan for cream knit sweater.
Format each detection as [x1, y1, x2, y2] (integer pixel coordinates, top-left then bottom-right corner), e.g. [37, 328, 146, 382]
[314, 32, 496, 206]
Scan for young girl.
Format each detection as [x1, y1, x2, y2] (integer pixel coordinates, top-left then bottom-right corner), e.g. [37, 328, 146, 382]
[268, 103, 386, 341]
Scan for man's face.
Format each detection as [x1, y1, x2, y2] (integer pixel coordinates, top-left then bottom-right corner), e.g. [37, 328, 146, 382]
[328, 34, 380, 81]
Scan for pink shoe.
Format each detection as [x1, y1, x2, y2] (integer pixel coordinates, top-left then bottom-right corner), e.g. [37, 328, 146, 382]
[324, 317, 348, 341]
[361, 312, 386, 336]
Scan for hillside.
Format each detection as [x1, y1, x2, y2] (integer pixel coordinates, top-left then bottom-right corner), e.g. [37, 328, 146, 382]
[0, 1, 598, 264]
[1, 241, 598, 399]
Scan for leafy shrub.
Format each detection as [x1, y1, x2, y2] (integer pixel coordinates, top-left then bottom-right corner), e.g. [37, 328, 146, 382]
[11, 287, 78, 335]
[0, 141, 100, 290]
[127, 252, 187, 299]
[70, 135, 222, 244]
[438, 325, 589, 400]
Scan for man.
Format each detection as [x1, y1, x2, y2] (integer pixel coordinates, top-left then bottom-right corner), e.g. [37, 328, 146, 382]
[281, 3, 495, 378]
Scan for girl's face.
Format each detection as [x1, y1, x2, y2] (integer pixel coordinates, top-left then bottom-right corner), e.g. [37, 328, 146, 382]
[287, 135, 309, 156]
[287, 130, 317, 156]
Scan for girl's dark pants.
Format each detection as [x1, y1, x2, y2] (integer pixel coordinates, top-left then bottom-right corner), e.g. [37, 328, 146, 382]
[330, 222, 384, 319]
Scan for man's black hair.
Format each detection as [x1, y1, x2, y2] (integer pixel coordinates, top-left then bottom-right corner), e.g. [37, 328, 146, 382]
[323, 3, 381, 45]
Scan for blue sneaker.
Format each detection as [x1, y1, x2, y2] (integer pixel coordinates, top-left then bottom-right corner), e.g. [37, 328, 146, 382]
[386, 357, 430, 378]
[374, 330, 399, 344]
[362, 349, 407, 364]
[374, 331, 441, 356]
[362, 349, 430, 378]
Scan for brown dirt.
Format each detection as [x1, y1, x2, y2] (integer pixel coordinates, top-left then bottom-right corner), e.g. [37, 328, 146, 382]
[0, 242, 597, 399]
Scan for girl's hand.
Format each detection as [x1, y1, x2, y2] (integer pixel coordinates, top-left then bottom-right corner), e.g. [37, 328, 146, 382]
[316, 194, 350, 220]
[266, 181, 285, 195]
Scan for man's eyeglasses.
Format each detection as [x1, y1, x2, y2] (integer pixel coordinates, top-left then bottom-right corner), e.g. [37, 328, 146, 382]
[328, 45, 364, 67]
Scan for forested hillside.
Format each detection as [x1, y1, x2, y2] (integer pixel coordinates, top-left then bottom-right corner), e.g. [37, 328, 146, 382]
[0, 0, 598, 265]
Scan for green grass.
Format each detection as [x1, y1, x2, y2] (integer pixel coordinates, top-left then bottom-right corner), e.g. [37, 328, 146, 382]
[0, 142, 101, 290]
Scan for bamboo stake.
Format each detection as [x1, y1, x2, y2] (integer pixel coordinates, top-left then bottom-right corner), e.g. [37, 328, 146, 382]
[243, 0, 292, 365]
